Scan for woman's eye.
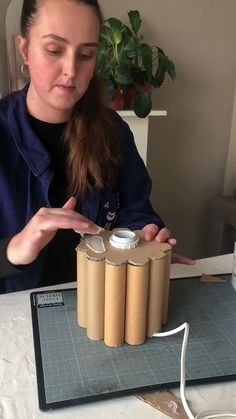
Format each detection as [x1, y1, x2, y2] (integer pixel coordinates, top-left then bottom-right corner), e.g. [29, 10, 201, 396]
[78, 53, 94, 61]
[46, 49, 62, 56]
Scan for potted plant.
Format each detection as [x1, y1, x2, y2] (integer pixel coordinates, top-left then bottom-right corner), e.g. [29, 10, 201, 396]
[96, 10, 176, 118]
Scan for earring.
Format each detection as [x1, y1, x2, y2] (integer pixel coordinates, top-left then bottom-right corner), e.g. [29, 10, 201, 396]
[20, 63, 30, 78]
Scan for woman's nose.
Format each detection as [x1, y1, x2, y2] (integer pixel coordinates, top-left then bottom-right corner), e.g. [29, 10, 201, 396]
[62, 55, 76, 78]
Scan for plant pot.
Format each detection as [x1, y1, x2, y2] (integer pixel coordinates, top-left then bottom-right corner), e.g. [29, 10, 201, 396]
[123, 84, 153, 109]
[110, 89, 125, 111]
[110, 84, 153, 112]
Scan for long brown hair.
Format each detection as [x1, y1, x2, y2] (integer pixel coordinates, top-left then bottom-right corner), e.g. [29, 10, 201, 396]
[21, 0, 122, 197]
[65, 76, 122, 197]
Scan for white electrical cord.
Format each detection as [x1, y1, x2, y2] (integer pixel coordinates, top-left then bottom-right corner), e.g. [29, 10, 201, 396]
[153, 322, 236, 419]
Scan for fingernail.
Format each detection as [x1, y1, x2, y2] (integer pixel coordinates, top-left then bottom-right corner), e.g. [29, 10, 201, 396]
[74, 230, 84, 236]
[95, 225, 104, 234]
[74, 224, 104, 236]
[90, 225, 103, 234]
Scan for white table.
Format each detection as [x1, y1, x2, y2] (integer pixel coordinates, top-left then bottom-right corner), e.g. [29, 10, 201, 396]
[0, 254, 235, 419]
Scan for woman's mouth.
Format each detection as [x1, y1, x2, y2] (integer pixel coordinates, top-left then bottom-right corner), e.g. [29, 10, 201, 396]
[56, 85, 76, 93]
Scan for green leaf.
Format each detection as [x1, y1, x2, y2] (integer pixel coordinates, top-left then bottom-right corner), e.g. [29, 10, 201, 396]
[107, 17, 124, 34]
[106, 56, 118, 69]
[100, 26, 115, 45]
[152, 49, 175, 88]
[133, 91, 152, 118]
[105, 79, 116, 103]
[166, 59, 176, 79]
[157, 46, 165, 55]
[102, 20, 123, 46]
[131, 70, 146, 85]
[97, 10, 176, 102]
[152, 65, 166, 88]
[98, 33, 109, 50]
[122, 25, 133, 40]
[96, 53, 106, 73]
[128, 10, 142, 35]
[113, 69, 134, 86]
[141, 43, 153, 81]
[124, 41, 141, 59]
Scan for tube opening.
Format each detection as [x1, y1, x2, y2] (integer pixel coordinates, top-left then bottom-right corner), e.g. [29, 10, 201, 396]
[109, 230, 139, 249]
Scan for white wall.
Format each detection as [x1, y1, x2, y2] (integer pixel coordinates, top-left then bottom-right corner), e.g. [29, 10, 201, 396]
[0, 0, 11, 96]
[100, 0, 236, 258]
[5, 0, 24, 92]
[223, 84, 236, 197]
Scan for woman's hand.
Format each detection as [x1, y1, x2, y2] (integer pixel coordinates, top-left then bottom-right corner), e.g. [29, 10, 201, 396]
[7, 197, 99, 266]
[141, 224, 195, 265]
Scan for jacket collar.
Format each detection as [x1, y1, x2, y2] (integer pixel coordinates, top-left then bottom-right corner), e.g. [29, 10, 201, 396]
[8, 84, 52, 177]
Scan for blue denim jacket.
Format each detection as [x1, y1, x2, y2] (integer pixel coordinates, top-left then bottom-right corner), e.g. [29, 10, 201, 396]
[0, 86, 164, 292]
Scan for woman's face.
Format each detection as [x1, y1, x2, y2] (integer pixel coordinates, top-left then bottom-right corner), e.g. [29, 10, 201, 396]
[18, 0, 100, 122]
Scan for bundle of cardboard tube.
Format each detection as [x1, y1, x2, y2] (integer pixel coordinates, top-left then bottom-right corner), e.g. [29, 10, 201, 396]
[76, 229, 171, 347]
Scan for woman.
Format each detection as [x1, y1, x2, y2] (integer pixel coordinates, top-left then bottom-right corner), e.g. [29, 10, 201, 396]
[0, 0, 193, 293]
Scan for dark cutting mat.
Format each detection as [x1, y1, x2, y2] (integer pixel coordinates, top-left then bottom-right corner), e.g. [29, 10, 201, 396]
[31, 274, 236, 410]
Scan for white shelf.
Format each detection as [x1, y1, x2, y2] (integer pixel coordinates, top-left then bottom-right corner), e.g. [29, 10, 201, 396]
[117, 110, 167, 166]
[118, 110, 167, 117]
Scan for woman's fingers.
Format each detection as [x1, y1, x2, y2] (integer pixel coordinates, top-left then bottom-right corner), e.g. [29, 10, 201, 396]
[142, 224, 159, 241]
[62, 196, 77, 210]
[172, 252, 196, 265]
[35, 206, 98, 234]
[36, 213, 96, 233]
[155, 227, 172, 243]
[167, 238, 177, 246]
[141, 225, 195, 265]
[142, 225, 177, 244]
[7, 200, 100, 265]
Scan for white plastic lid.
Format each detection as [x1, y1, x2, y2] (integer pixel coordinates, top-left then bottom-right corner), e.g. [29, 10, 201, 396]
[109, 230, 139, 250]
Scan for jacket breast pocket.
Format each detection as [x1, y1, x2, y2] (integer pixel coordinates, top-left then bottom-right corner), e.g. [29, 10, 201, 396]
[96, 192, 120, 230]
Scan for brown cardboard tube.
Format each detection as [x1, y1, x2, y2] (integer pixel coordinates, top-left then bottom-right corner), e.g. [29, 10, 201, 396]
[125, 263, 149, 345]
[77, 250, 87, 328]
[147, 258, 166, 337]
[104, 263, 126, 347]
[162, 250, 171, 325]
[86, 259, 105, 340]
[76, 230, 172, 347]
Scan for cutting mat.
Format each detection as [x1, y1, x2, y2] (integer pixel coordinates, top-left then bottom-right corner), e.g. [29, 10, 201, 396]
[31, 274, 236, 410]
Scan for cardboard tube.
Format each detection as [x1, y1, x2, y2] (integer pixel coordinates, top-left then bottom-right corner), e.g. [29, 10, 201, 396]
[86, 259, 105, 340]
[162, 251, 171, 325]
[125, 263, 149, 345]
[104, 263, 126, 347]
[77, 250, 87, 328]
[147, 258, 166, 337]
